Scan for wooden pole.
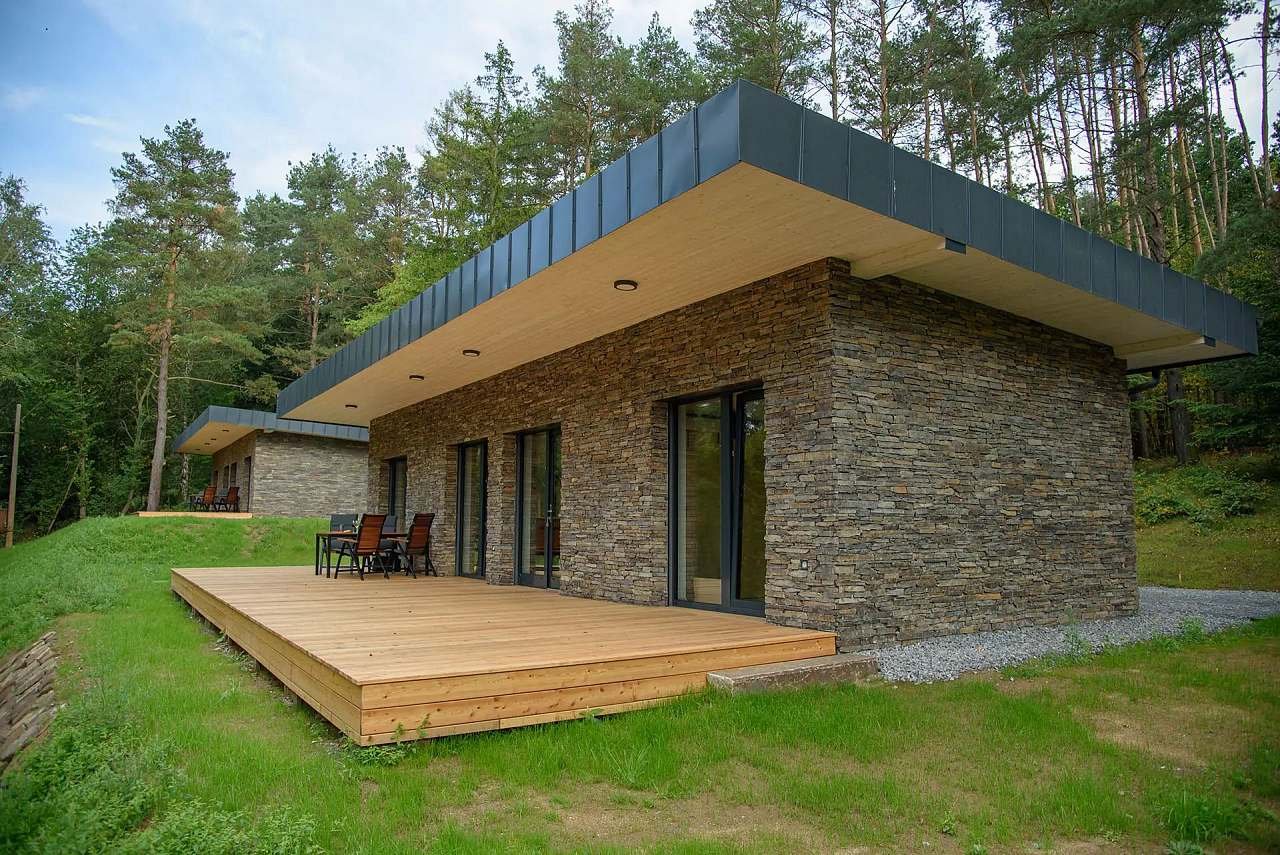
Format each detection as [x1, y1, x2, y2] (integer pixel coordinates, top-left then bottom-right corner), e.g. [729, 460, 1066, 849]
[5, 403, 20, 548]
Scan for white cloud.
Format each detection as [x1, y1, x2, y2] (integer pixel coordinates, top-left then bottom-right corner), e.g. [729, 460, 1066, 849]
[3, 85, 46, 111]
[65, 113, 126, 132]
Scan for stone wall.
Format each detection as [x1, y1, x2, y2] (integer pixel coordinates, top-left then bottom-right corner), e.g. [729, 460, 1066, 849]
[823, 263, 1136, 648]
[368, 259, 837, 600]
[1, 631, 58, 768]
[211, 432, 255, 499]
[367, 257, 1136, 648]
[249, 432, 368, 518]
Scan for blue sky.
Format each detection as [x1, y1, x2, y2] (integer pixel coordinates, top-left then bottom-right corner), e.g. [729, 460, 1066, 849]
[0, 1, 1271, 242]
[0, 0, 697, 240]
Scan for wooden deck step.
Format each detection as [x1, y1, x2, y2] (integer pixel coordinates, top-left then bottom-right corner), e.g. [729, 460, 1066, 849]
[706, 653, 879, 694]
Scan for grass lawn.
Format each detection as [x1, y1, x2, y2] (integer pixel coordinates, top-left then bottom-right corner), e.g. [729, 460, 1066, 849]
[1138, 495, 1280, 591]
[2, 516, 1279, 854]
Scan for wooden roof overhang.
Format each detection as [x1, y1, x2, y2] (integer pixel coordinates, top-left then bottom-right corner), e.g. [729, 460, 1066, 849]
[275, 81, 1259, 427]
[173, 405, 369, 455]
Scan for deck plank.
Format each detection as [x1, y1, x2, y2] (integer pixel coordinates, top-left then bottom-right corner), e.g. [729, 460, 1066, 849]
[170, 566, 836, 741]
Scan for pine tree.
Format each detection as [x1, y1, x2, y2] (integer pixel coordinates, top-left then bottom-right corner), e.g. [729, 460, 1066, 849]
[536, 0, 634, 187]
[623, 13, 702, 139]
[104, 119, 257, 511]
[693, 0, 817, 99]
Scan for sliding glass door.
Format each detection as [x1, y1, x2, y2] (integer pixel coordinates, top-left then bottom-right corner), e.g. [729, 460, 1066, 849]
[671, 388, 765, 615]
[517, 427, 561, 588]
[456, 441, 486, 578]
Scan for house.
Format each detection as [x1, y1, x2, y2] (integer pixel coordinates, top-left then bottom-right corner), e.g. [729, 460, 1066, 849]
[272, 81, 1258, 651]
[173, 406, 368, 517]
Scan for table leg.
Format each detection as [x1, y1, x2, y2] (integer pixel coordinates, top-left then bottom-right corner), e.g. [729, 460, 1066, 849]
[314, 534, 321, 576]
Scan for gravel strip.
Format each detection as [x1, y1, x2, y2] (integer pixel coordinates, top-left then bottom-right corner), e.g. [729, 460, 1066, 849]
[865, 586, 1280, 683]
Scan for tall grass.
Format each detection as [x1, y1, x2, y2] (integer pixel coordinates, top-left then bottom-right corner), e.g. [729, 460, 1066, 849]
[1, 517, 1278, 853]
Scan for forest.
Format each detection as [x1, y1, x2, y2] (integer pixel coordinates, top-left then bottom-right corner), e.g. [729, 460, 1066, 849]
[1, 0, 1277, 533]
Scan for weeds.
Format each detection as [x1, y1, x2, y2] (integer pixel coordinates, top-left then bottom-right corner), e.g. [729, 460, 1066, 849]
[1135, 463, 1268, 527]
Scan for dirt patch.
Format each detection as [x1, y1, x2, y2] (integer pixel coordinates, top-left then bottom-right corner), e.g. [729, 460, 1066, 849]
[544, 784, 837, 852]
[1088, 692, 1262, 770]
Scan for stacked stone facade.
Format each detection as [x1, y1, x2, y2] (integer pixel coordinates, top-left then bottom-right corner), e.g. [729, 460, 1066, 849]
[211, 433, 256, 500]
[212, 431, 367, 518]
[367, 257, 1136, 649]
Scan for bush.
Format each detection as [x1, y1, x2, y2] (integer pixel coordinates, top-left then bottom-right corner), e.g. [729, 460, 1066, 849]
[0, 687, 321, 854]
[1134, 463, 1269, 527]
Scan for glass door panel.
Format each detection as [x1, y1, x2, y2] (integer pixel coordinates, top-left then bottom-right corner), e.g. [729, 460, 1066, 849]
[518, 428, 561, 588]
[676, 398, 723, 605]
[547, 429, 562, 588]
[672, 388, 765, 615]
[735, 392, 766, 605]
[457, 442, 486, 578]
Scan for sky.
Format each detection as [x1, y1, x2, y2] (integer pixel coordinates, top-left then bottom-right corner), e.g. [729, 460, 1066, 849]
[0, 0, 1273, 242]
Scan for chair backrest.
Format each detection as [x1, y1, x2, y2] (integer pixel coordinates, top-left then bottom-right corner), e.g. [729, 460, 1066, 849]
[201, 485, 216, 503]
[224, 485, 239, 504]
[329, 513, 357, 532]
[355, 514, 387, 554]
[406, 512, 434, 553]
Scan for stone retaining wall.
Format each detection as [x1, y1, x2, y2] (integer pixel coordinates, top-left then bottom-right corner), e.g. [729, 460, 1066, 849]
[1, 631, 59, 768]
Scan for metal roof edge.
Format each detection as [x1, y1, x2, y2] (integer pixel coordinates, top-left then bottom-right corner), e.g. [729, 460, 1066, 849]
[275, 79, 1259, 418]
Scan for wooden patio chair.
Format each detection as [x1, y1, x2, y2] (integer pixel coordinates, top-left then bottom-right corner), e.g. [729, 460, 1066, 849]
[212, 485, 240, 512]
[393, 512, 437, 578]
[190, 484, 216, 511]
[330, 513, 392, 580]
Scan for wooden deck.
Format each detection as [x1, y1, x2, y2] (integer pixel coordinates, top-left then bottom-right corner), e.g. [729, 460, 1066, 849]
[170, 567, 836, 744]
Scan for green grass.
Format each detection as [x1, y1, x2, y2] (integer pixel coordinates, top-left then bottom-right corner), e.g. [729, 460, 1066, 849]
[1135, 452, 1280, 591]
[2, 516, 1279, 853]
[1137, 495, 1280, 590]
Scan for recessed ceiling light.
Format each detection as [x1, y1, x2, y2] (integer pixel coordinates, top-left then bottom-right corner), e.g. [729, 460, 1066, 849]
[462, 349, 481, 357]
[345, 403, 358, 409]
[409, 373, 424, 381]
[613, 279, 638, 291]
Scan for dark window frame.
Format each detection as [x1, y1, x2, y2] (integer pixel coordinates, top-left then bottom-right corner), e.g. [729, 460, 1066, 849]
[455, 440, 488, 578]
[386, 456, 408, 521]
[667, 383, 766, 617]
[515, 425, 561, 590]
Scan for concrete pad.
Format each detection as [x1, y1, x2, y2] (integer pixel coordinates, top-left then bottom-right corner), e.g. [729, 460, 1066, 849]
[706, 653, 880, 694]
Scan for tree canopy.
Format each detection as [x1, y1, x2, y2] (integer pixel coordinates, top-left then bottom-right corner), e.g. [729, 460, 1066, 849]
[1, 0, 1277, 530]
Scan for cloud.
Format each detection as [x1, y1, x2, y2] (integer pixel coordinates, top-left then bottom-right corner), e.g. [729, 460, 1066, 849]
[3, 85, 46, 111]
[64, 113, 126, 132]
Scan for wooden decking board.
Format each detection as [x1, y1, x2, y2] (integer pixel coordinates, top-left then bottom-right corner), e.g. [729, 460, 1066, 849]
[170, 566, 837, 741]
[361, 636, 834, 707]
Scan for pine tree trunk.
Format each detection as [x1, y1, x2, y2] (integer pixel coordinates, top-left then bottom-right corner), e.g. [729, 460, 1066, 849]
[1218, 33, 1266, 205]
[1166, 368, 1191, 465]
[310, 281, 320, 369]
[1197, 36, 1227, 239]
[145, 251, 177, 512]
[1130, 24, 1168, 263]
[180, 453, 190, 506]
[1134, 404, 1151, 458]
[1262, 0, 1272, 198]
[827, 1, 839, 120]
[1050, 46, 1081, 224]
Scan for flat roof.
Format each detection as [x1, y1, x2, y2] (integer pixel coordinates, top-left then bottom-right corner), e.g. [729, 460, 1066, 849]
[276, 80, 1259, 426]
[173, 406, 368, 455]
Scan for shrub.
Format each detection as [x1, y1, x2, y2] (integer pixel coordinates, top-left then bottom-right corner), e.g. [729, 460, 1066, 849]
[1134, 463, 1269, 527]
